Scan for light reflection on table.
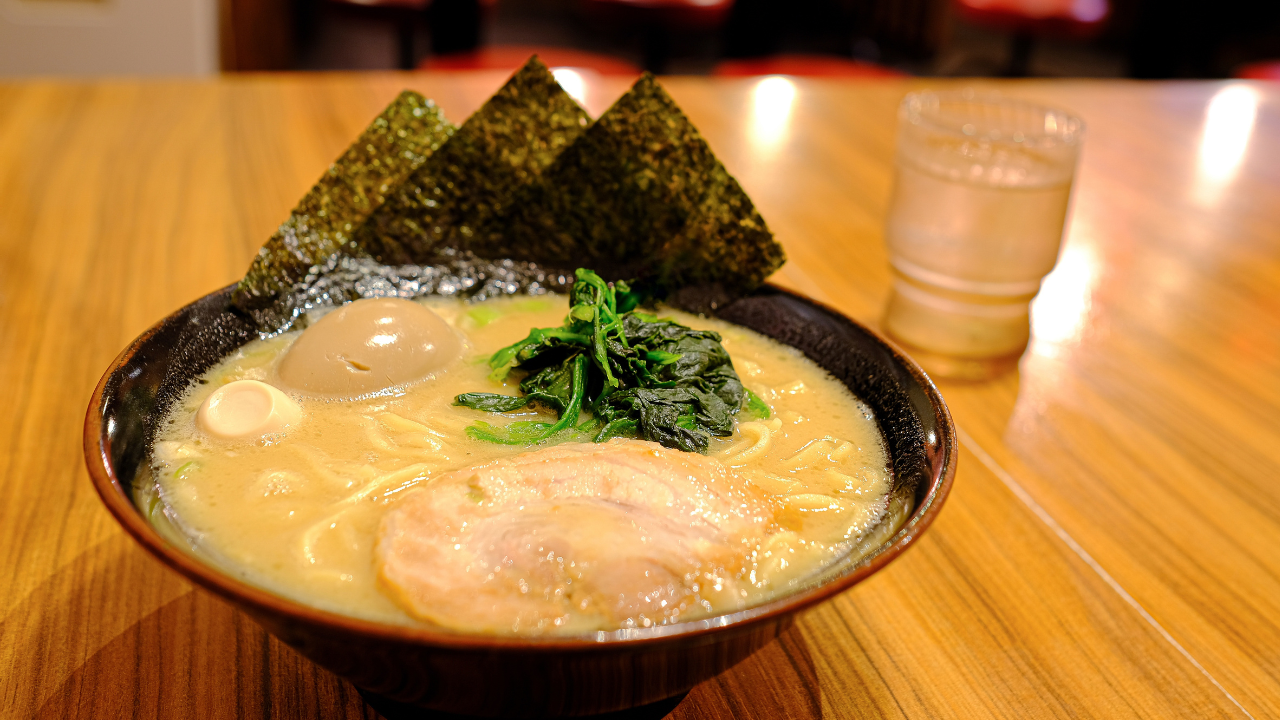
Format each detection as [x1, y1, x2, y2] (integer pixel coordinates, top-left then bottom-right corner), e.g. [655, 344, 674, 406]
[1193, 84, 1259, 206]
[747, 76, 797, 156]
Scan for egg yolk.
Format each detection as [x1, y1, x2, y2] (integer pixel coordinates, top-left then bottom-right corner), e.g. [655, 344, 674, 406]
[197, 380, 301, 439]
[276, 297, 461, 398]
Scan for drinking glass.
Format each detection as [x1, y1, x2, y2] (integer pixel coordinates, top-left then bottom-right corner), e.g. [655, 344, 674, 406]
[882, 91, 1084, 379]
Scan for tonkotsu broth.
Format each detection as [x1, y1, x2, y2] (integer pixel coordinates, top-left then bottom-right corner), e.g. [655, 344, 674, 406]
[147, 295, 897, 632]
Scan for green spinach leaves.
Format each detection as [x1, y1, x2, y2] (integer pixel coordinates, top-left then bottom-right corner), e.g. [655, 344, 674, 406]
[453, 269, 749, 453]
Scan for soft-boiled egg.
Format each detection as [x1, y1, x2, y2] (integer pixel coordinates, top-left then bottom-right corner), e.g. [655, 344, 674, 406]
[276, 297, 461, 398]
[197, 380, 302, 439]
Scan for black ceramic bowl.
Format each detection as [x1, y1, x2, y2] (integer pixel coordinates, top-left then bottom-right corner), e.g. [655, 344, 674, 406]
[84, 283, 956, 718]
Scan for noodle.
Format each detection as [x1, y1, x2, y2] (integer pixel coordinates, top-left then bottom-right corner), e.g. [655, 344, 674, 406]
[719, 418, 780, 465]
[150, 296, 896, 629]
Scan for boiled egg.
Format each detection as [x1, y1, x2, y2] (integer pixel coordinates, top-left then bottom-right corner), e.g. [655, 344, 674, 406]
[197, 380, 302, 439]
[276, 297, 461, 398]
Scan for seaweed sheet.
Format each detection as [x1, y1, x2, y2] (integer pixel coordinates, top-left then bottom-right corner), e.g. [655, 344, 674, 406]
[280, 250, 574, 324]
[479, 73, 785, 309]
[233, 67, 784, 332]
[661, 164, 785, 311]
[353, 57, 591, 265]
[232, 91, 455, 328]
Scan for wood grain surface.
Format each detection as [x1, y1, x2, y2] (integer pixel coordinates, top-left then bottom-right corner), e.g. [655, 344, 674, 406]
[2, 73, 1276, 719]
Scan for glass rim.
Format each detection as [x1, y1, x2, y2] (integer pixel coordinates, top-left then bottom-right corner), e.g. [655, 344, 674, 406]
[899, 90, 1085, 148]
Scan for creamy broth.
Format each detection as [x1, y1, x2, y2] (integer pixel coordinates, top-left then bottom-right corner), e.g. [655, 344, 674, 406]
[148, 295, 897, 632]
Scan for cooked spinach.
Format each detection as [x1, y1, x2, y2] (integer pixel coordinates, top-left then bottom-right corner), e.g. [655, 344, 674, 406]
[453, 269, 749, 453]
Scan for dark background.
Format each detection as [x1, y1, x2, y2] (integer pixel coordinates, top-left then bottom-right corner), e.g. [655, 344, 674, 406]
[219, 0, 1280, 78]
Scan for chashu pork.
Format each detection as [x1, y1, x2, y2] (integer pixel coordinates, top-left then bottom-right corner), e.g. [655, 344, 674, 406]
[375, 438, 776, 633]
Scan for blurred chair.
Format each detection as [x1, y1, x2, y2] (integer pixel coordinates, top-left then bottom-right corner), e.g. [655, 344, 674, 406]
[1235, 61, 1280, 80]
[327, 0, 496, 70]
[579, 0, 736, 73]
[952, 0, 1110, 76]
[721, 0, 942, 74]
[855, 0, 946, 62]
[712, 54, 907, 77]
[420, 45, 642, 74]
[222, 0, 295, 71]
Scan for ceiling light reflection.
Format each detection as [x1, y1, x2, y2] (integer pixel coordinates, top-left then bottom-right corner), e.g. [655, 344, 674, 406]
[748, 76, 797, 153]
[1195, 85, 1258, 200]
[1031, 244, 1098, 351]
[1071, 0, 1107, 22]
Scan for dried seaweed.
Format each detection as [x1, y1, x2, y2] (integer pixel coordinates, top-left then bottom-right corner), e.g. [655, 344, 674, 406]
[272, 250, 573, 328]
[233, 91, 455, 328]
[661, 164, 786, 311]
[480, 73, 784, 310]
[353, 57, 591, 266]
[232, 65, 785, 333]
[478, 73, 713, 269]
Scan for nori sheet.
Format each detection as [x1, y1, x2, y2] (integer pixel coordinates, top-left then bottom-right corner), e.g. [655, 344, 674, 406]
[353, 56, 592, 266]
[231, 66, 785, 332]
[232, 91, 455, 328]
[475, 73, 785, 310]
[661, 163, 786, 311]
[278, 250, 574, 325]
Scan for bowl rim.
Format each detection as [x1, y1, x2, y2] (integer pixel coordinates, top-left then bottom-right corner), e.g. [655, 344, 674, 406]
[84, 282, 957, 651]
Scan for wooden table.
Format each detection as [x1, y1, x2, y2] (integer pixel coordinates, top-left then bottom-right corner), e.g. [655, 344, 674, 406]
[1, 72, 1277, 719]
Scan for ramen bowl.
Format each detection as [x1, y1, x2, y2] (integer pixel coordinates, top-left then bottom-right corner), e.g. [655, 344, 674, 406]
[84, 283, 956, 718]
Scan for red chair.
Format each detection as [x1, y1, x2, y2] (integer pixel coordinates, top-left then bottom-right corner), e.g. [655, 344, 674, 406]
[713, 54, 907, 78]
[420, 45, 641, 75]
[952, 0, 1110, 76]
[1235, 62, 1280, 80]
[579, 0, 736, 72]
[327, 0, 429, 70]
[581, 0, 734, 30]
[327, 0, 498, 70]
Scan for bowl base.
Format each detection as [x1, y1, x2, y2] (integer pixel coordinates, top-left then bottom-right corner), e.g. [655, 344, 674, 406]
[356, 688, 689, 720]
